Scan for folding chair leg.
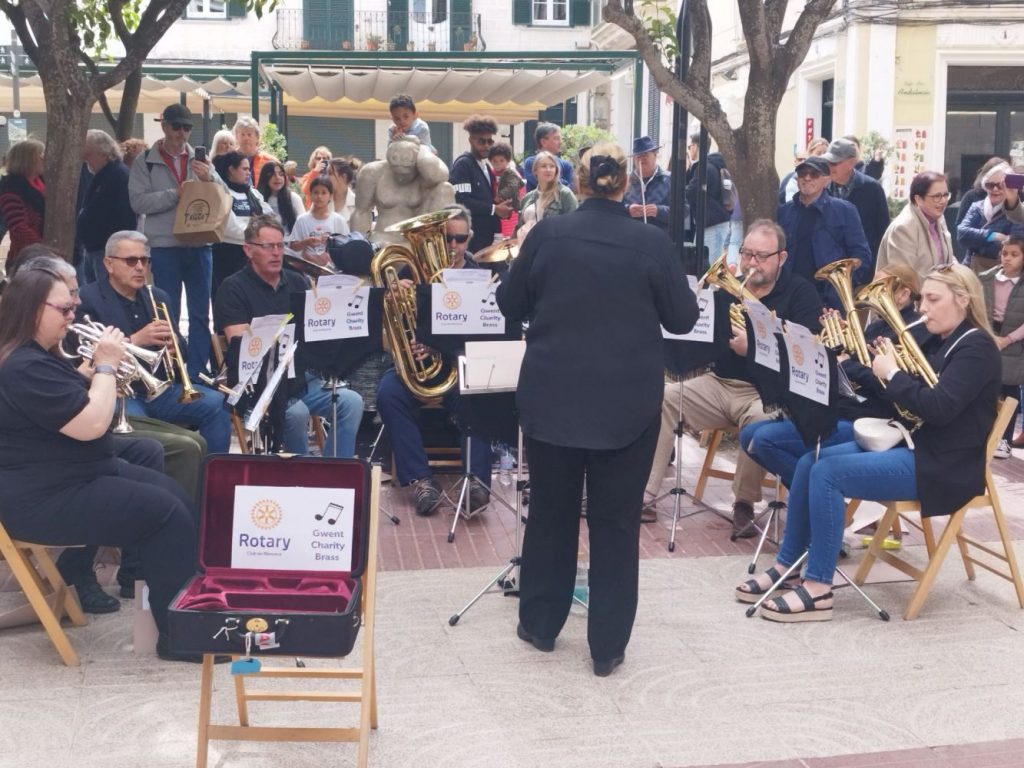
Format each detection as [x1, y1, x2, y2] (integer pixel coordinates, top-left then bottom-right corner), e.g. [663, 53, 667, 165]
[904, 511, 965, 620]
[920, 515, 937, 558]
[989, 492, 1024, 608]
[30, 546, 85, 626]
[853, 503, 901, 586]
[693, 430, 724, 502]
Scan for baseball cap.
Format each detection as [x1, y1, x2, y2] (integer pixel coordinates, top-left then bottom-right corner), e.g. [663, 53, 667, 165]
[794, 156, 830, 177]
[156, 103, 193, 127]
[822, 138, 858, 164]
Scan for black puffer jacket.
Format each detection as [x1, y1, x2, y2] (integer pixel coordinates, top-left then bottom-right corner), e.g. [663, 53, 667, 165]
[685, 152, 731, 229]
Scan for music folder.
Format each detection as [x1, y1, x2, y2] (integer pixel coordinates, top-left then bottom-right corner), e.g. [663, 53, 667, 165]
[458, 340, 526, 394]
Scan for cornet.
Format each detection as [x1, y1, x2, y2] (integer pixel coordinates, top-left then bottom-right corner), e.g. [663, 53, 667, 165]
[61, 316, 170, 402]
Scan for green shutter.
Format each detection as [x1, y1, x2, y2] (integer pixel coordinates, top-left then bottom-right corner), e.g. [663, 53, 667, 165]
[303, 0, 354, 49]
[569, 0, 589, 26]
[227, 0, 248, 18]
[513, 0, 532, 26]
[387, 0, 409, 50]
[450, 0, 473, 50]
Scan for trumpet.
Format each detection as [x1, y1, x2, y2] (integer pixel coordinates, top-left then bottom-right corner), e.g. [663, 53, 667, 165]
[157, 301, 202, 403]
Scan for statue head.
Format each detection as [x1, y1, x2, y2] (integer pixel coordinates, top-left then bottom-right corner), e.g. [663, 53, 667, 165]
[387, 137, 421, 183]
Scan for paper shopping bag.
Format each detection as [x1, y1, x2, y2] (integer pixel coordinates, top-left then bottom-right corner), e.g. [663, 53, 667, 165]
[173, 179, 232, 246]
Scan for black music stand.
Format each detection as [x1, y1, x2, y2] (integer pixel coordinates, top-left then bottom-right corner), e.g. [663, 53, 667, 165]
[448, 343, 527, 624]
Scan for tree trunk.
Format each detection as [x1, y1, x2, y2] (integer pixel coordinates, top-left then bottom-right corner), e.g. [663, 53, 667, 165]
[114, 67, 143, 142]
[40, 82, 95, 261]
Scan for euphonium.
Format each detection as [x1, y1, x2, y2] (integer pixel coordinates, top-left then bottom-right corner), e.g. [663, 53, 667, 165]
[370, 209, 461, 400]
[814, 258, 870, 365]
[855, 275, 938, 388]
[699, 252, 756, 328]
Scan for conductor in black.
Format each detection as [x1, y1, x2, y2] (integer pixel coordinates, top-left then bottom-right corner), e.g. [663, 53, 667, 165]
[496, 142, 698, 677]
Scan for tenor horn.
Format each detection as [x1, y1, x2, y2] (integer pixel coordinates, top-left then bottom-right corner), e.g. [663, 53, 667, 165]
[370, 209, 461, 401]
[699, 252, 756, 327]
[855, 275, 938, 388]
[814, 258, 871, 365]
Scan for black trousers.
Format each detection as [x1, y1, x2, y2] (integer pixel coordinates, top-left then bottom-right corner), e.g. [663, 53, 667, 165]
[519, 414, 660, 662]
[4, 460, 197, 636]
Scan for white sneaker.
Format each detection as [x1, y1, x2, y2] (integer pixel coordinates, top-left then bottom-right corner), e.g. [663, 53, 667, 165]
[993, 439, 1012, 460]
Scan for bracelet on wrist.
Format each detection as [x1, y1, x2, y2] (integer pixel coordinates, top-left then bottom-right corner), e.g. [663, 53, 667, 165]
[93, 364, 117, 377]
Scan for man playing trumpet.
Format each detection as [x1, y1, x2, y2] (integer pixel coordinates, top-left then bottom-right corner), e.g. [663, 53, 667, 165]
[644, 220, 822, 536]
[78, 231, 232, 454]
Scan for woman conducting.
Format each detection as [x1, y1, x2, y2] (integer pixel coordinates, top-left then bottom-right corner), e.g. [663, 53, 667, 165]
[738, 263, 1001, 621]
[496, 143, 698, 676]
[0, 267, 198, 660]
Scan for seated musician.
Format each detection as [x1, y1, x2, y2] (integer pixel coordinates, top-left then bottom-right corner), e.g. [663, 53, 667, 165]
[740, 263, 928, 489]
[0, 267, 200, 661]
[644, 219, 823, 536]
[214, 214, 364, 456]
[78, 231, 231, 455]
[740, 263, 1001, 621]
[376, 204, 492, 517]
[21, 252, 206, 608]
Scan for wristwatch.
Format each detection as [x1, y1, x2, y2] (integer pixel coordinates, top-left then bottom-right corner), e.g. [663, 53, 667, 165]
[93, 364, 117, 377]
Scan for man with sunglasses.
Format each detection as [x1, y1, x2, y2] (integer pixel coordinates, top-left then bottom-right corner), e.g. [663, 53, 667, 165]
[77, 231, 231, 457]
[128, 103, 220, 380]
[450, 115, 511, 254]
[644, 220, 822, 538]
[822, 138, 890, 259]
[376, 204, 493, 517]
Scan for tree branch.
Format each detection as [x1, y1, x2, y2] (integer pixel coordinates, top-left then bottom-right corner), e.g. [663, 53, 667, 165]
[689, 0, 712, 95]
[776, 0, 837, 96]
[764, 0, 787, 41]
[106, 0, 132, 42]
[736, 0, 771, 77]
[94, 0, 190, 91]
[78, 48, 120, 127]
[0, 1, 41, 62]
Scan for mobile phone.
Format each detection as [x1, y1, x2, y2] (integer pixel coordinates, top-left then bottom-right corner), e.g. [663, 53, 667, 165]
[320, 159, 329, 173]
[194, 146, 207, 162]
[1005, 173, 1024, 191]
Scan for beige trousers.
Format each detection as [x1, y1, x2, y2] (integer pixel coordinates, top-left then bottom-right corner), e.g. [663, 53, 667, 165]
[645, 373, 769, 504]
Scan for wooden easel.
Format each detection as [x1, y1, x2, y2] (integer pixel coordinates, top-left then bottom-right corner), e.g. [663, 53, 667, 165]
[194, 465, 381, 768]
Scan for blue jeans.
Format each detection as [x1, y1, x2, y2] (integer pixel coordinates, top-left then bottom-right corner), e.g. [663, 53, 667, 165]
[376, 368, 492, 486]
[778, 442, 917, 584]
[283, 374, 363, 457]
[125, 382, 232, 455]
[149, 245, 212, 379]
[741, 418, 855, 489]
[704, 220, 732, 264]
[726, 219, 743, 269]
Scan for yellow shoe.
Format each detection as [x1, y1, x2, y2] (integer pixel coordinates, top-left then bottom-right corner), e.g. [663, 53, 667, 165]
[862, 536, 901, 550]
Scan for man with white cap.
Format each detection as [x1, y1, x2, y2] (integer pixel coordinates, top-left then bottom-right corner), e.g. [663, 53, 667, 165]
[823, 137, 890, 258]
[624, 135, 672, 233]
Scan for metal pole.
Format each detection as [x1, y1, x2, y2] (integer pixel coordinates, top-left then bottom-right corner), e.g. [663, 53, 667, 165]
[668, 1, 690, 255]
[10, 29, 21, 116]
[202, 98, 211, 148]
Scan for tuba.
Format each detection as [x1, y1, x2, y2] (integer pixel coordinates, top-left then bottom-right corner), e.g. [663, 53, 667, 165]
[370, 209, 461, 400]
[814, 258, 871, 365]
[855, 275, 938, 388]
[699, 252, 756, 328]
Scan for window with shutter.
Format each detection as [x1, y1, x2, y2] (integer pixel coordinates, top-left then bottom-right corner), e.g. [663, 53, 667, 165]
[388, 0, 410, 50]
[185, 0, 228, 19]
[302, 0, 354, 49]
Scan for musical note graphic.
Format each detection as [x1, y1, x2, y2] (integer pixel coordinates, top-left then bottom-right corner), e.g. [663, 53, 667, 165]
[315, 502, 344, 525]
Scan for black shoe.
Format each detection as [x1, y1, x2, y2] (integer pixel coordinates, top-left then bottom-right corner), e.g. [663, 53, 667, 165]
[411, 477, 443, 517]
[731, 501, 758, 540]
[593, 654, 625, 677]
[468, 479, 490, 514]
[516, 622, 555, 652]
[156, 635, 231, 664]
[75, 582, 121, 614]
[118, 581, 136, 600]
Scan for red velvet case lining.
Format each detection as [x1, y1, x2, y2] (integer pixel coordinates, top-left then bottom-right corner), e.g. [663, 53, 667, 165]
[173, 456, 367, 613]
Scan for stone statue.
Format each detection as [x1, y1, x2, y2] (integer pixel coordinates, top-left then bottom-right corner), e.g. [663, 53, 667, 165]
[351, 137, 455, 244]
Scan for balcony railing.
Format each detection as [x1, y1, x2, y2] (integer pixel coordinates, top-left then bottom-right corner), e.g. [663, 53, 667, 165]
[274, 9, 483, 53]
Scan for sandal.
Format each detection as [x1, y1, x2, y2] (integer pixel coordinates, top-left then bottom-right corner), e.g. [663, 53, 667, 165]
[734, 566, 800, 604]
[760, 584, 833, 622]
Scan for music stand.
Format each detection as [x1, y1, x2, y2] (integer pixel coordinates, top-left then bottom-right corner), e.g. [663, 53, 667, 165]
[444, 342, 525, 544]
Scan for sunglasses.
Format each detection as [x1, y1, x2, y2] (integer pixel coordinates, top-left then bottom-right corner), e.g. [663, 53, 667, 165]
[108, 255, 150, 267]
[169, 122, 192, 132]
[984, 181, 1005, 191]
[739, 248, 781, 262]
[45, 301, 76, 317]
[929, 263, 955, 274]
[472, 137, 495, 146]
[446, 233, 470, 244]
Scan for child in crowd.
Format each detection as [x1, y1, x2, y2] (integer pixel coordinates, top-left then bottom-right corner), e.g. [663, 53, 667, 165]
[490, 142, 523, 238]
[387, 94, 434, 152]
[290, 176, 350, 266]
[980, 234, 1024, 457]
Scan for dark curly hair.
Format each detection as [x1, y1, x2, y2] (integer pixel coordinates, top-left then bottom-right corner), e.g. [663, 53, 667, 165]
[462, 115, 498, 135]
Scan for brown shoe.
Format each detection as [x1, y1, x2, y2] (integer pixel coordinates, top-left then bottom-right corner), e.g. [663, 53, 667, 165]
[640, 505, 658, 524]
[1012, 432, 1024, 449]
[731, 501, 758, 539]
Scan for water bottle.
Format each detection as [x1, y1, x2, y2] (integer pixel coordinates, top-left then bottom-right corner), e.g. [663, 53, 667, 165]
[571, 556, 589, 614]
[498, 446, 514, 487]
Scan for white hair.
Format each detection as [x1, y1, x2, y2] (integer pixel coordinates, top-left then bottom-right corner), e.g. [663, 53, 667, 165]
[105, 230, 149, 259]
[85, 130, 123, 162]
[210, 129, 238, 160]
[21, 254, 76, 281]
[232, 115, 261, 137]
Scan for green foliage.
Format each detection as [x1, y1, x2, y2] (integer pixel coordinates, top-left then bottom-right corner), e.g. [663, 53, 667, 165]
[639, 1, 679, 63]
[888, 196, 908, 219]
[260, 122, 288, 161]
[861, 129, 894, 162]
[68, 0, 143, 58]
[559, 124, 617, 166]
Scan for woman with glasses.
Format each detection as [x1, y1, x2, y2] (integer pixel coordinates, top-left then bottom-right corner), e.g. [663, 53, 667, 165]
[740, 263, 1001, 622]
[958, 161, 1024, 274]
[876, 171, 955, 281]
[0, 267, 200, 661]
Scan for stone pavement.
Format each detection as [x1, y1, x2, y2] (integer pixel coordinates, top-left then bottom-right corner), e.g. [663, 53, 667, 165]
[3, 431, 1024, 768]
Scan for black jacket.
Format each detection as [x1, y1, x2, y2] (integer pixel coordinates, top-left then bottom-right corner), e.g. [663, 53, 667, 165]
[77, 160, 136, 252]
[78, 275, 182, 361]
[828, 169, 890, 260]
[449, 151, 498, 254]
[885, 320, 1001, 517]
[496, 197, 699, 449]
[685, 152, 731, 229]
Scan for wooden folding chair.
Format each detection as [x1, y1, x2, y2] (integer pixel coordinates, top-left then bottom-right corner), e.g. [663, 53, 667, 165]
[854, 397, 1024, 620]
[693, 427, 781, 502]
[194, 465, 381, 768]
[0, 522, 86, 666]
[211, 334, 249, 453]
